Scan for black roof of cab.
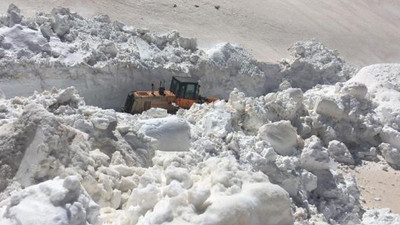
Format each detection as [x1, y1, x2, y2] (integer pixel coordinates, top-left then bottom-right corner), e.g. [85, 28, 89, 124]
[173, 76, 199, 84]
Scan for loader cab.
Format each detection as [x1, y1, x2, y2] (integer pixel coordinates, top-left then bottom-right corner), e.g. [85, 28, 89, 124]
[170, 76, 200, 100]
[123, 92, 135, 113]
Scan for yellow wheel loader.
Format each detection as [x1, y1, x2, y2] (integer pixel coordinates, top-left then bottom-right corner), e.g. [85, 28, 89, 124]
[122, 76, 218, 114]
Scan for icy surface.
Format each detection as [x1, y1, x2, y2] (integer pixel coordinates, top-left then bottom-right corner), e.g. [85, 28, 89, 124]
[0, 4, 399, 225]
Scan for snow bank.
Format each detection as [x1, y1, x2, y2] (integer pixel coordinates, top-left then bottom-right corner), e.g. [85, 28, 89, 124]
[0, 5, 356, 109]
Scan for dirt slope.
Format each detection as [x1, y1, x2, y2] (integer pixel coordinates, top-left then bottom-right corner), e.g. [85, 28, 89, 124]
[350, 160, 400, 214]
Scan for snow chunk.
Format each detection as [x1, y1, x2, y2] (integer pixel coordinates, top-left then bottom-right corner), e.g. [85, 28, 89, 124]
[197, 102, 232, 138]
[198, 182, 293, 225]
[187, 187, 210, 210]
[328, 140, 354, 165]
[379, 126, 400, 168]
[339, 82, 368, 100]
[98, 41, 118, 59]
[178, 37, 197, 51]
[0, 176, 101, 225]
[257, 121, 298, 156]
[315, 98, 344, 120]
[379, 143, 400, 170]
[51, 8, 71, 38]
[300, 136, 331, 171]
[207, 43, 262, 76]
[90, 149, 110, 167]
[6, 4, 22, 27]
[138, 116, 190, 151]
[381, 126, 400, 150]
[91, 110, 117, 130]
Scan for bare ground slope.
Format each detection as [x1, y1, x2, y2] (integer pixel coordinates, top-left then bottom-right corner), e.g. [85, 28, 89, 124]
[346, 158, 400, 214]
[1, 0, 400, 66]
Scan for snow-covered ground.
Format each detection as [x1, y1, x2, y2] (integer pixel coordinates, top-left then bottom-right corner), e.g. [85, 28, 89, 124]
[1, 0, 400, 66]
[1, 4, 400, 225]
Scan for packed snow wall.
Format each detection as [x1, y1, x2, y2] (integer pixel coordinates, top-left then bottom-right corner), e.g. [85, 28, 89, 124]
[0, 5, 354, 109]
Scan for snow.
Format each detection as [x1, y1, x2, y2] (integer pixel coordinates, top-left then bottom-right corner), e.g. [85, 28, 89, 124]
[0, 25, 49, 54]
[362, 209, 400, 225]
[379, 143, 400, 170]
[0, 176, 100, 225]
[257, 121, 298, 156]
[300, 136, 332, 172]
[349, 64, 400, 129]
[0, 4, 399, 225]
[137, 116, 191, 152]
[0, 4, 355, 109]
[327, 140, 355, 165]
[1, 0, 400, 66]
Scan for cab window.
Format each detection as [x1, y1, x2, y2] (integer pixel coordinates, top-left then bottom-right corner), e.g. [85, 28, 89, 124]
[185, 84, 197, 99]
[170, 79, 178, 94]
[178, 85, 186, 98]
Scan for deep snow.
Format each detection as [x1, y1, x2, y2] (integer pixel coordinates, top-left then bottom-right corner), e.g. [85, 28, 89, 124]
[0, 5, 354, 110]
[0, 4, 400, 225]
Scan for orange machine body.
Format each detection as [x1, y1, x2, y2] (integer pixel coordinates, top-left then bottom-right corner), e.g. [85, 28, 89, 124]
[122, 76, 219, 114]
[175, 98, 199, 109]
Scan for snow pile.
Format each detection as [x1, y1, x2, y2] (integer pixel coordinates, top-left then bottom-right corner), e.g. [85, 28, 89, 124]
[281, 40, 357, 91]
[0, 87, 162, 212]
[349, 64, 400, 129]
[0, 4, 399, 225]
[102, 153, 293, 225]
[0, 5, 200, 68]
[348, 64, 400, 168]
[0, 176, 100, 225]
[0, 87, 296, 225]
[300, 81, 381, 161]
[180, 92, 362, 224]
[174, 63, 400, 222]
[197, 43, 268, 98]
[1, 69, 400, 224]
[0, 5, 357, 109]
